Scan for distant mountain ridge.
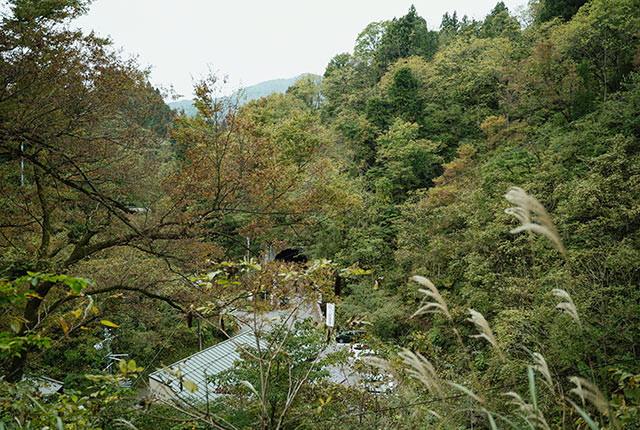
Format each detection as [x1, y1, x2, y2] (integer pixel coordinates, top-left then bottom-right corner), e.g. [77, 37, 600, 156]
[168, 74, 314, 117]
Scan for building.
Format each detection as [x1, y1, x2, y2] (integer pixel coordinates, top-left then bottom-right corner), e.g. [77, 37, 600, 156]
[148, 330, 264, 403]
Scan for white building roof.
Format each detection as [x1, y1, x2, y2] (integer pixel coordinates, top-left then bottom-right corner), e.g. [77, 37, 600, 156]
[149, 330, 263, 403]
[22, 375, 64, 395]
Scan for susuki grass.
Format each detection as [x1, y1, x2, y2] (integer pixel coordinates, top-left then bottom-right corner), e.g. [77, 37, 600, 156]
[398, 348, 444, 400]
[468, 308, 505, 361]
[551, 288, 582, 329]
[505, 186, 567, 259]
[395, 187, 620, 429]
[411, 275, 451, 321]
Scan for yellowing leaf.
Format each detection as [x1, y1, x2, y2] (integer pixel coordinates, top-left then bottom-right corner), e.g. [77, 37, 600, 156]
[183, 379, 197, 392]
[100, 320, 120, 328]
[127, 360, 137, 371]
[60, 318, 69, 337]
[91, 306, 99, 315]
[73, 309, 83, 319]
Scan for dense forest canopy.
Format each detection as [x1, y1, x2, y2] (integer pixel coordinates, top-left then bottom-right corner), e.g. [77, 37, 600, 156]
[1, 0, 640, 428]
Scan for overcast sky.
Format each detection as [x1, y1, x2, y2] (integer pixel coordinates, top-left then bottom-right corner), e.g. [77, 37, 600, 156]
[73, 0, 526, 99]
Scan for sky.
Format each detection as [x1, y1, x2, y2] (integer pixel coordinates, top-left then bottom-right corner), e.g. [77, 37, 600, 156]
[73, 0, 527, 100]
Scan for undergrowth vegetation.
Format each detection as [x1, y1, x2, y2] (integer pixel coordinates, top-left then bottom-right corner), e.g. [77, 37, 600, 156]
[391, 187, 639, 429]
[1, 0, 640, 428]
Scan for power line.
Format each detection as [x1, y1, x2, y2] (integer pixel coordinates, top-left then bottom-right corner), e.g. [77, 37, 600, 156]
[295, 356, 640, 425]
[290, 383, 512, 425]
[132, 318, 184, 387]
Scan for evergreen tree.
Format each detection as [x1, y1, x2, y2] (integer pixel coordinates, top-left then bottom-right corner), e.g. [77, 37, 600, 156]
[374, 5, 439, 78]
[388, 67, 423, 123]
[537, 0, 589, 22]
[481, 1, 521, 39]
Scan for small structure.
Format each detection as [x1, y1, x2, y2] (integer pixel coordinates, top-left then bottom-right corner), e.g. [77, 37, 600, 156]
[149, 331, 263, 403]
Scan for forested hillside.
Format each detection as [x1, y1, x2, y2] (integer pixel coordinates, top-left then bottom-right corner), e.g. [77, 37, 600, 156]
[1, 0, 639, 428]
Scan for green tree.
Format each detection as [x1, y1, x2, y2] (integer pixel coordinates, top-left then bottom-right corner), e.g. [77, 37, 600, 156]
[481, 1, 521, 39]
[354, 21, 389, 66]
[371, 120, 443, 202]
[536, 0, 589, 22]
[0, 0, 191, 382]
[210, 320, 333, 430]
[323, 52, 352, 78]
[439, 11, 460, 45]
[388, 67, 423, 123]
[285, 74, 323, 110]
[556, 0, 640, 102]
[374, 5, 439, 78]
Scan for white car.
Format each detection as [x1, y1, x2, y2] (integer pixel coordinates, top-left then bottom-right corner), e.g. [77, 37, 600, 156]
[360, 372, 397, 394]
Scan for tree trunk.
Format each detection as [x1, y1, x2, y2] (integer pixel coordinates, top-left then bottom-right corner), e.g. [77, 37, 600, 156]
[6, 280, 54, 382]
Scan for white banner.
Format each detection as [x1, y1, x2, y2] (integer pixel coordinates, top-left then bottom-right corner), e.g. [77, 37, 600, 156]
[326, 303, 335, 327]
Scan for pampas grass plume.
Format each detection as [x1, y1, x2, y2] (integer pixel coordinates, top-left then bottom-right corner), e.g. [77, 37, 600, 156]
[411, 275, 452, 321]
[468, 309, 505, 360]
[505, 187, 567, 258]
[552, 288, 582, 329]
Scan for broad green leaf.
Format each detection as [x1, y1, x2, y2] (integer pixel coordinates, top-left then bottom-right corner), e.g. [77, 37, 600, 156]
[64, 278, 86, 294]
[128, 359, 137, 371]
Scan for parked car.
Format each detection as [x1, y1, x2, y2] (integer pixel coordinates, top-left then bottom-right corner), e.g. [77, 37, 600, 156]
[335, 330, 365, 344]
[361, 372, 396, 394]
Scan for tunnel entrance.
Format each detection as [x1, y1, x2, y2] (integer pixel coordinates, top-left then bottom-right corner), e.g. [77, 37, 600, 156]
[274, 248, 307, 263]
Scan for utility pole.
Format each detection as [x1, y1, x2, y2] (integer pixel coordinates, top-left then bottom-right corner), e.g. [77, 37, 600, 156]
[94, 328, 128, 375]
[20, 142, 24, 187]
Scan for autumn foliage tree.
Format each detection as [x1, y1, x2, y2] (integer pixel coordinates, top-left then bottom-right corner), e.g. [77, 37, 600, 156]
[171, 74, 356, 256]
[0, 0, 193, 381]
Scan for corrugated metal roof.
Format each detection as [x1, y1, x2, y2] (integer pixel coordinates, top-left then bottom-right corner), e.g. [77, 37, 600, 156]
[149, 330, 263, 403]
[22, 375, 64, 395]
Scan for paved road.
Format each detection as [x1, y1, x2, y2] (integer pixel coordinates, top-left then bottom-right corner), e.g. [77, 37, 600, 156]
[230, 298, 395, 393]
[230, 296, 320, 332]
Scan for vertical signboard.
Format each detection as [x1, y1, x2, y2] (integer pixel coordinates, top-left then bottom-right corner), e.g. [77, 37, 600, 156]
[326, 303, 335, 327]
